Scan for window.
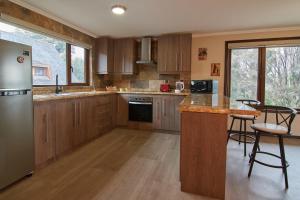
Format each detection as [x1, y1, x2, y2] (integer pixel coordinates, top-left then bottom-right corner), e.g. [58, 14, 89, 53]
[230, 48, 259, 100]
[265, 47, 300, 108]
[70, 45, 87, 84]
[226, 38, 300, 109]
[0, 21, 89, 86]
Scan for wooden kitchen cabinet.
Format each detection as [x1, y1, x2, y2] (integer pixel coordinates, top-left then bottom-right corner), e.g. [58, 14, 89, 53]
[152, 95, 185, 131]
[158, 34, 191, 74]
[95, 37, 114, 74]
[114, 38, 136, 75]
[174, 96, 185, 131]
[93, 95, 114, 136]
[179, 34, 192, 72]
[153, 96, 162, 129]
[34, 101, 56, 167]
[116, 94, 129, 126]
[55, 100, 76, 156]
[73, 98, 90, 147]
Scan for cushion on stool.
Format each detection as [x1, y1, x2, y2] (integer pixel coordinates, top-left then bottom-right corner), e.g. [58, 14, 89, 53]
[231, 114, 255, 120]
[251, 123, 288, 135]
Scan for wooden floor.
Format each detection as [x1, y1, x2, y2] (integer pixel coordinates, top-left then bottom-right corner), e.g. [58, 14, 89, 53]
[0, 128, 299, 200]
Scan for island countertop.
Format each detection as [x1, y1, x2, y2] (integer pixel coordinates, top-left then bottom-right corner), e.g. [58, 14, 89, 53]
[179, 94, 260, 116]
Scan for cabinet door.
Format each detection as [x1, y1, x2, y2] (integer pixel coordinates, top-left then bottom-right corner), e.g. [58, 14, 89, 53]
[73, 98, 89, 147]
[34, 102, 56, 167]
[161, 96, 175, 130]
[179, 34, 192, 72]
[55, 100, 76, 156]
[166, 35, 180, 73]
[113, 39, 123, 73]
[123, 38, 136, 74]
[96, 37, 114, 74]
[174, 96, 185, 131]
[116, 94, 128, 126]
[153, 96, 162, 129]
[158, 36, 168, 73]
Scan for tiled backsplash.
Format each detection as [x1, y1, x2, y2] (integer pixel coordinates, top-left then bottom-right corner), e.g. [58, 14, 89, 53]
[108, 64, 191, 91]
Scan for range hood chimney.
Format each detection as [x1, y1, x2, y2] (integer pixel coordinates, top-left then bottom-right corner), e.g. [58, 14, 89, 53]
[136, 37, 156, 65]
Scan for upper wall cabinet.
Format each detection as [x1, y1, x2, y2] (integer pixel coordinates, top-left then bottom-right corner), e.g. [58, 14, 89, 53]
[95, 37, 114, 75]
[158, 34, 192, 74]
[113, 38, 137, 75]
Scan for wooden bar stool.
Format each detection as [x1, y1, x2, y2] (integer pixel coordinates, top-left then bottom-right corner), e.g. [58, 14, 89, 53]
[227, 99, 261, 156]
[248, 105, 297, 189]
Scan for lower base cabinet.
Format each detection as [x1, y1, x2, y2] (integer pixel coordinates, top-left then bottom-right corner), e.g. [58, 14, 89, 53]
[33, 94, 184, 168]
[34, 101, 56, 167]
[33, 94, 116, 168]
[153, 95, 185, 131]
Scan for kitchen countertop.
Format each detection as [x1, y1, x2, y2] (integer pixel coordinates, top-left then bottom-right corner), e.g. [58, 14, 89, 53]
[33, 90, 189, 102]
[33, 91, 117, 102]
[179, 94, 260, 116]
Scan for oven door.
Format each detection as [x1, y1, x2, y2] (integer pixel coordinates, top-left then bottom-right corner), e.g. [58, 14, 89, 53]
[128, 101, 153, 122]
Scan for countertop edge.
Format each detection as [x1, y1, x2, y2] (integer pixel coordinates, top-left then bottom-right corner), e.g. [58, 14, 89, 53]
[33, 91, 189, 102]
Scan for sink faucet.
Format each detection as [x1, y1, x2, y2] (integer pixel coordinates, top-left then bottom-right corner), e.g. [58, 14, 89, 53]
[55, 74, 63, 94]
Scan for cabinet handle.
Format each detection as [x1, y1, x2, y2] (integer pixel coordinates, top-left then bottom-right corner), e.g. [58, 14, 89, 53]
[123, 56, 125, 72]
[176, 53, 179, 71]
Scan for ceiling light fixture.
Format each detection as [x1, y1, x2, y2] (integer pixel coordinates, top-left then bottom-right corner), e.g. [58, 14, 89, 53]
[111, 5, 127, 15]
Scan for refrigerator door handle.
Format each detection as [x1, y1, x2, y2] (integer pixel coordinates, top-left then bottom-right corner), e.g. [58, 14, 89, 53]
[0, 89, 30, 96]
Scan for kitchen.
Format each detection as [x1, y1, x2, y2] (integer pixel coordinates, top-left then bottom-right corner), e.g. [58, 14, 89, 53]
[1, 0, 300, 200]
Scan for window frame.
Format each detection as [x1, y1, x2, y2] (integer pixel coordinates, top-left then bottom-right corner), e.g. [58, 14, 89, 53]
[225, 37, 300, 110]
[0, 20, 90, 87]
[66, 44, 90, 86]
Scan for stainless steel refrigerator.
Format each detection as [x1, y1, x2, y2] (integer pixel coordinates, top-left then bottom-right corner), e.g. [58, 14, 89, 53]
[0, 39, 34, 189]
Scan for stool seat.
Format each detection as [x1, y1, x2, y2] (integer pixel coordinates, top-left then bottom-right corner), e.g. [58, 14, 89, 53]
[231, 114, 255, 120]
[251, 123, 288, 135]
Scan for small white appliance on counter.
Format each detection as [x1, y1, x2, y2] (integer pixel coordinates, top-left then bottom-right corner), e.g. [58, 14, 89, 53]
[175, 81, 184, 93]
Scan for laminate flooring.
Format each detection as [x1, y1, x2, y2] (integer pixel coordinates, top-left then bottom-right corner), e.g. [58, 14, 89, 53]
[1, 128, 299, 200]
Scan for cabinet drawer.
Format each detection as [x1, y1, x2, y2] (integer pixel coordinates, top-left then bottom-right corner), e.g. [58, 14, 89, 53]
[94, 95, 111, 105]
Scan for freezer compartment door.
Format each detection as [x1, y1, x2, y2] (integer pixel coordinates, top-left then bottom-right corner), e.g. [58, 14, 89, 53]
[0, 40, 32, 90]
[0, 91, 34, 189]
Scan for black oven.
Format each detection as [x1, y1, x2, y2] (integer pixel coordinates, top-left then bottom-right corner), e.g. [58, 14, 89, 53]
[128, 97, 153, 122]
[190, 80, 218, 94]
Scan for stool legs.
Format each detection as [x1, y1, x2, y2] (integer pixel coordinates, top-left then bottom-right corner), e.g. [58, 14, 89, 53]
[248, 132, 261, 177]
[243, 119, 247, 157]
[239, 119, 242, 144]
[279, 136, 289, 189]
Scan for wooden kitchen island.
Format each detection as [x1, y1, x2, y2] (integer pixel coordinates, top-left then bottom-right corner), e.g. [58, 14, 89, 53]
[179, 94, 260, 200]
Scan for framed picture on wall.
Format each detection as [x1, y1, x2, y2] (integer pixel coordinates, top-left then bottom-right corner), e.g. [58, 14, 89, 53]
[211, 63, 221, 76]
[198, 48, 207, 60]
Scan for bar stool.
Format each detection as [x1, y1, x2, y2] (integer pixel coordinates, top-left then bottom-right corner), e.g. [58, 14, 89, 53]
[248, 105, 297, 189]
[227, 99, 261, 156]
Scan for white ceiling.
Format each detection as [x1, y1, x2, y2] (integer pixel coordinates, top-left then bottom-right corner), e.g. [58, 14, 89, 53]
[10, 0, 300, 38]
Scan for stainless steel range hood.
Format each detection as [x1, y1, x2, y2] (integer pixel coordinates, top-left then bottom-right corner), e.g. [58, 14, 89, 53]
[136, 37, 156, 65]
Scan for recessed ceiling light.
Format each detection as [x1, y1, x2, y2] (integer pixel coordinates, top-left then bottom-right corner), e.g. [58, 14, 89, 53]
[111, 5, 127, 15]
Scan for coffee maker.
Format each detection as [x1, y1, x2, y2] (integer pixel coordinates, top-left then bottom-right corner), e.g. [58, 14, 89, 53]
[175, 81, 185, 93]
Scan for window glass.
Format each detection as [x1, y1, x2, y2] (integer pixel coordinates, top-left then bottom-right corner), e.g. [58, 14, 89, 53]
[71, 45, 86, 83]
[230, 48, 259, 100]
[265, 47, 300, 108]
[0, 21, 67, 85]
